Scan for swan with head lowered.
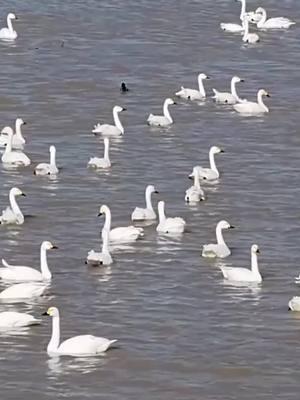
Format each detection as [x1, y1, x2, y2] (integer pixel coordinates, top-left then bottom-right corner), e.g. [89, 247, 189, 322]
[0, 282, 47, 299]
[242, 16, 260, 43]
[43, 306, 117, 357]
[202, 220, 234, 258]
[254, 7, 295, 29]
[99, 205, 144, 243]
[0, 311, 41, 328]
[193, 146, 224, 181]
[234, 89, 270, 115]
[34, 145, 59, 176]
[147, 98, 176, 127]
[0, 13, 18, 41]
[221, 0, 261, 31]
[131, 185, 158, 221]
[175, 73, 209, 100]
[213, 76, 245, 105]
[0, 118, 26, 149]
[1, 128, 31, 167]
[93, 106, 126, 136]
[86, 229, 113, 266]
[0, 187, 26, 225]
[0, 241, 57, 282]
[88, 137, 111, 169]
[185, 167, 205, 203]
[156, 201, 186, 234]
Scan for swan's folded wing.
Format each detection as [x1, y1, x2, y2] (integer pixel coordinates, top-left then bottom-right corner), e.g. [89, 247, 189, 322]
[0, 207, 16, 223]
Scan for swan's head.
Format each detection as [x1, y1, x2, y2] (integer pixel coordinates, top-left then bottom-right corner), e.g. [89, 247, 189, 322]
[232, 76, 244, 84]
[42, 241, 58, 251]
[113, 105, 126, 113]
[259, 89, 270, 98]
[16, 118, 26, 126]
[189, 166, 200, 179]
[10, 187, 25, 197]
[251, 244, 260, 255]
[198, 73, 209, 80]
[103, 137, 110, 146]
[8, 13, 17, 20]
[1, 126, 14, 136]
[164, 98, 176, 106]
[210, 146, 224, 155]
[43, 306, 59, 317]
[218, 220, 234, 230]
[98, 204, 110, 216]
[255, 7, 265, 14]
[146, 185, 159, 195]
[49, 145, 56, 154]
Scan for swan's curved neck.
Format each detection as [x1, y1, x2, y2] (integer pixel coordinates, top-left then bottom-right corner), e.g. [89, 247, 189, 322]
[193, 173, 201, 189]
[163, 102, 173, 123]
[158, 203, 166, 223]
[40, 247, 51, 280]
[50, 150, 56, 168]
[198, 77, 206, 97]
[48, 315, 60, 354]
[113, 110, 124, 134]
[101, 231, 110, 254]
[9, 192, 24, 222]
[103, 209, 112, 232]
[209, 151, 219, 176]
[4, 134, 13, 154]
[239, 0, 246, 21]
[216, 225, 226, 246]
[104, 140, 110, 161]
[242, 18, 249, 39]
[257, 9, 267, 26]
[231, 80, 242, 102]
[145, 190, 154, 211]
[15, 121, 25, 142]
[7, 16, 14, 32]
[251, 252, 260, 276]
[257, 92, 268, 112]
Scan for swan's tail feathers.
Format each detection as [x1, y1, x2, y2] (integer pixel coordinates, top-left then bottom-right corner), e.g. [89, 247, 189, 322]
[295, 274, 300, 284]
[212, 88, 218, 98]
[1, 258, 12, 268]
[147, 114, 154, 124]
[175, 87, 185, 96]
[109, 339, 118, 346]
[92, 123, 102, 133]
[137, 227, 144, 236]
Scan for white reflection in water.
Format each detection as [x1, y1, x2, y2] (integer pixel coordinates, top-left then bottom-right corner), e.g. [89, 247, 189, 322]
[47, 354, 108, 376]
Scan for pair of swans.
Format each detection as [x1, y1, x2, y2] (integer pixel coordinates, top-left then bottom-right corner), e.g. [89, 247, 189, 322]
[193, 146, 224, 181]
[0, 187, 26, 225]
[88, 137, 111, 169]
[202, 220, 234, 258]
[0, 311, 40, 328]
[234, 89, 270, 115]
[93, 106, 126, 136]
[1, 128, 31, 167]
[213, 76, 245, 105]
[0, 118, 26, 149]
[0, 13, 18, 41]
[175, 73, 209, 101]
[185, 167, 205, 203]
[131, 185, 159, 221]
[147, 98, 176, 127]
[220, 0, 261, 32]
[34, 145, 59, 176]
[86, 229, 113, 266]
[252, 7, 295, 29]
[156, 201, 186, 234]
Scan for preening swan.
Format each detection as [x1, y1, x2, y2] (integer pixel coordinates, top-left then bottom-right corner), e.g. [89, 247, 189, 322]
[93, 106, 126, 136]
[43, 306, 117, 357]
[185, 167, 205, 203]
[156, 201, 186, 234]
[0, 13, 18, 41]
[0, 282, 47, 299]
[0, 118, 26, 149]
[86, 229, 113, 266]
[0, 187, 25, 225]
[242, 16, 260, 43]
[99, 205, 144, 243]
[1, 128, 31, 166]
[147, 98, 176, 127]
[34, 145, 59, 176]
[0, 312, 41, 328]
[220, 244, 262, 283]
[212, 76, 245, 105]
[131, 185, 158, 221]
[234, 89, 270, 115]
[237, 0, 262, 23]
[175, 73, 209, 100]
[254, 7, 295, 29]
[88, 137, 111, 169]
[193, 146, 224, 181]
[202, 220, 234, 258]
[288, 297, 300, 312]
[0, 241, 57, 282]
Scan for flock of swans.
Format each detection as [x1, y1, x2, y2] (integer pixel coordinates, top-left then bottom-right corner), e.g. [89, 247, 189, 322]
[0, 0, 298, 358]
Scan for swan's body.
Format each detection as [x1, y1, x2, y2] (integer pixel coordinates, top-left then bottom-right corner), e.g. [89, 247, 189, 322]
[0, 241, 57, 282]
[147, 98, 176, 127]
[0, 187, 25, 225]
[288, 297, 300, 312]
[0, 283, 47, 299]
[193, 146, 224, 181]
[175, 73, 209, 100]
[0, 118, 26, 149]
[220, 22, 244, 33]
[99, 205, 144, 243]
[220, 244, 262, 283]
[1, 128, 31, 167]
[0, 13, 18, 41]
[86, 229, 113, 266]
[185, 167, 205, 203]
[44, 307, 116, 357]
[234, 89, 270, 115]
[131, 185, 158, 221]
[34, 145, 59, 176]
[93, 106, 126, 136]
[221, 0, 261, 31]
[156, 201, 186, 234]
[88, 137, 111, 169]
[202, 220, 234, 258]
[213, 76, 245, 105]
[0, 312, 40, 328]
[243, 16, 260, 43]
[255, 7, 295, 29]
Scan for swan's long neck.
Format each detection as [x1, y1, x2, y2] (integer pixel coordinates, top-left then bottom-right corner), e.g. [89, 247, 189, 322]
[7, 15, 14, 32]
[50, 150, 56, 168]
[198, 77, 206, 97]
[104, 140, 110, 161]
[251, 252, 260, 276]
[240, 0, 246, 21]
[113, 110, 124, 134]
[257, 92, 268, 112]
[101, 230, 110, 254]
[40, 247, 51, 280]
[209, 151, 219, 176]
[242, 18, 249, 39]
[158, 203, 166, 223]
[216, 225, 226, 246]
[193, 173, 201, 189]
[9, 192, 23, 220]
[4, 134, 13, 154]
[163, 103, 173, 123]
[48, 315, 60, 354]
[257, 9, 267, 26]
[15, 121, 25, 143]
[145, 190, 154, 211]
[103, 209, 112, 232]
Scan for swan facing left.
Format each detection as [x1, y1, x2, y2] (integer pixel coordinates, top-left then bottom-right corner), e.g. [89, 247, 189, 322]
[254, 7, 295, 29]
[0, 118, 26, 149]
[156, 201, 186, 234]
[0, 13, 18, 41]
[86, 229, 113, 266]
[0, 187, 26, 225]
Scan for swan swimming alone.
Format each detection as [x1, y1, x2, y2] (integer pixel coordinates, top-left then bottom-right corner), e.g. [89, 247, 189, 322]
[219, 244, 262, 283]
[34, 145, 59, 176]
[202, 220, 234, 258]
[242, 15, 260, 44]
[1, 128, 31, 166]
[0, 187, 26, 225]
[212, 76, 245, 105]
[147, 98, 176, 127]
[43, 307, 117, 357]
[92, 106, 126, 136]
[185, 167, 205, 203]
[193, 146, 224, 181]
[254, 7, 295, 29]
[0, 241, 57, 282]
[0, 13, 18, 41]
[88, 137, 111, 169]
[86, 229, 113, 266]
[0, 282, 47, 299]
[175, 73, 209, 100]
[0, 118, 26, 149]
[0, 312, 41, 328]
[131, 185, 158, 221]
[234, 89, 270, 115]
[156, 201, 186, 234]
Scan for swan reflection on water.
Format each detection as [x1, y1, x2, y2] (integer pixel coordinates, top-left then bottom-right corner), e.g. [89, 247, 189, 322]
[47, 354, 108, 376]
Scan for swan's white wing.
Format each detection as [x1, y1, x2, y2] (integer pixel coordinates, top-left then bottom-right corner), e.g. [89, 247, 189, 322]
[0, 312, 41, 327]
[147, 115, 170, 127]
[202, 244, 230, 258]
[0, 207, 17, 224]
[93, 124, 121, 136]
[289, 297, 300, 311]
[220, 267, 259, 282]
[88, 157, 110, 168]
[58, 335, 117, 355]
[109, 226, 144, 242]
[0, 264, 43, 281]
[0, 283, 46, 298]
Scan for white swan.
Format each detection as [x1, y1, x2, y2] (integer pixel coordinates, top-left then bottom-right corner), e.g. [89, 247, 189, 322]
[185, 167, 205, 203]
[193, 146, 224, 181]
[86, 229, 113, 266]
[1, 128, 31, 166]
[288, 297, 300, 312]
[0, 118, 26, 149]
[43, 307, 117, 357]
[147, 98, 176, 127]
[0, 241, 57, 282]
[175, 73, 209, 100]
[99, 205, 144, 243]
[0, 13, 18, 41]
[88, 137, 111, 169]
[93, 106, 126, 136]
[255, 7, 295, 29]
[202, 220, 234, 258]
[212, 76, 245, 105]
[220, 244, 262, 283]
[156, 201, 186, 234]
[0, 187, 25, 225]
[131, 185, 158, 221]
[0, 283, 47, 299]
[237, 0, 262, 23]
[34, 145, 59, 176]
[0, 312, 40, 328]
[234, 89, 270, 115]
[242, 16, 260, 43]
[221, 1, 246, 34]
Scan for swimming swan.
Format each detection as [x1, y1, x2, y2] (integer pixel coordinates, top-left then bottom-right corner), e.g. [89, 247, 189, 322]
[0, 311, 41, 328]
[43, 306, 117, 357]
[88, 137, 111, 169]
[242, 16, 260, 43]
[175, 73, 209, 100]
[185, 167, 205, 203]
[0, 241, 57, 282]
[86, 229, 113, 266]
[34, 145, 59, 176]
[156, 201, 186, 234]
[254, 7, 295, 29]
[239, 0, 262, 23]
[0, 282, 47, 299]
[99, 205, 144, 243]
[288, 297, 300, 312]
[0, 13, 18, 41]
[1, 128, 31, 166]
[220, 244, 262, 283]
[0, 187, 26, 225]
[131, 185, 158, 221]
[212, 76, 245, 105]
[221, 1, 246, 33]
[202, 220, 234, 258]
[147, 98, 176, 127]
[193, 146, 224, 181]
[93, 106, 126, 136]
[234, 89, 270, 115]
[0, 118, 26, 149]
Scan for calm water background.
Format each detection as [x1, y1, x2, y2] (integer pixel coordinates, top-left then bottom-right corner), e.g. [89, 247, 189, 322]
[0, 0, 300, 398]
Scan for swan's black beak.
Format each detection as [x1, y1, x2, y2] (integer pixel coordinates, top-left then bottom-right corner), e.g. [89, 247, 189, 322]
[220, 149, 225, 153]
[256, 249, 260, 254]
[230, 225, 235, 229]
[122, 107, 127, 111]
[23, 121, 27, 125]
[154, 191, 159, 194]
[15, 16, 19, 20]
[266, 93, 271, 98]
[240, 79, 245, 82]
[188, 175, 193, 180]
[173, 102, 177, 105]
[42, 311, 48, 316]
[98, 212, 103, 217]
[206, 76, 210, 79]
[21, 193, 26, 197]
[52, 245, 58, 249]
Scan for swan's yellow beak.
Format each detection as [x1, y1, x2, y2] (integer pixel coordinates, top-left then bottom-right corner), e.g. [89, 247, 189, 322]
[46, 307, 54, 316]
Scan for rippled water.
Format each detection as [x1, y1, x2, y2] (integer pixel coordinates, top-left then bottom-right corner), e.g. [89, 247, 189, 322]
[0, 0, 300, 398]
